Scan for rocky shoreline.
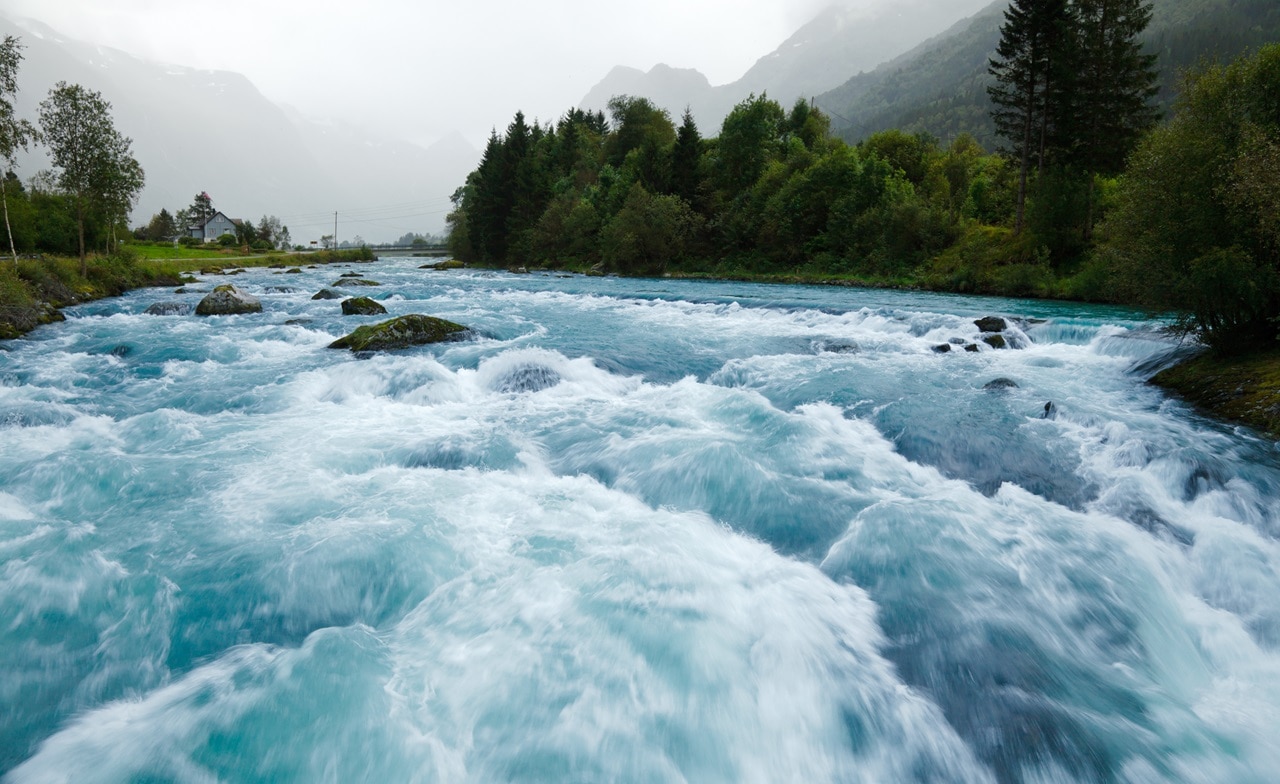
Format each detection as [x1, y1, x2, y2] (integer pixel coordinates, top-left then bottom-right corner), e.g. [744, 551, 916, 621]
[1151, 351, 1280, 440]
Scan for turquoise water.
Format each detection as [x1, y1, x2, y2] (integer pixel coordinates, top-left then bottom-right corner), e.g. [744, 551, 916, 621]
[2, 260, 1279, 782]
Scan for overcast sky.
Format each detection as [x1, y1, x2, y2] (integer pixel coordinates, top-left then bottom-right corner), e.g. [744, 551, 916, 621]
[3, 0, 873, 147]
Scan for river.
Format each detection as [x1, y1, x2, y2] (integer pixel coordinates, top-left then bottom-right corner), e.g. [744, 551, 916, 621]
[2, 260, 1278, 782]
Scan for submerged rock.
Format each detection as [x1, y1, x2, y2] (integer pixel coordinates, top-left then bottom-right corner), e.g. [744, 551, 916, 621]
[964, 344, 981, 353]
[332, 278, 381, 287]
[420, 260, 465, 270]
[341, 296, 388, 316]
[814, 339, 859, 354]
[195, 285, 262, 316]
[932, 344, 953, 354]
[492, 364, 562, 393]
[984, 378, 1019, 390]
[339, 272, 363, 278]
[145, 301, 193, 316]
[328, 314, 468, 351]
[982, 334, 1008, 349]
[311, 288, 343, 300]
[975, 316, 1008, 332]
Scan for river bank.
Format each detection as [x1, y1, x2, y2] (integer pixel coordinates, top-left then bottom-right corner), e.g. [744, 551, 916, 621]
[1152, 349, 1280, 439]
[0, 247, 374, 339]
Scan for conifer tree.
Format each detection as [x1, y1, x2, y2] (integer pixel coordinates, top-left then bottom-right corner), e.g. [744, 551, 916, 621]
[987, 0, 1071, 233]
[1065, 0, 1159, 237]
[1066, 0, 1158, 175]
[671, 109, 703, 208]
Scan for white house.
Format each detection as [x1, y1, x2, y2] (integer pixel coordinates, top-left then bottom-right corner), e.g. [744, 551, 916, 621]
[188, 211, 242, 242]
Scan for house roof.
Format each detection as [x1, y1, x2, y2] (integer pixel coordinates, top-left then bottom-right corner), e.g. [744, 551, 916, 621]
[192, 211, 238, 229]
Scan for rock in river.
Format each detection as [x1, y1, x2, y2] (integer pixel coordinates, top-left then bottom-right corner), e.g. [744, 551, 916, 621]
[332, 278, 381, 287]
[974, 316, 1008, 333]
[145, 301, 193, 316]
[328, 314, 468, 351]
[311, 288, 343, 300]
[341, 296, 388, 316]
[195, 285, 262, 316]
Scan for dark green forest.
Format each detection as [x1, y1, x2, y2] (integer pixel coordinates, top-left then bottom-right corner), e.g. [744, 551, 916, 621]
[449, 37, 1280, 352]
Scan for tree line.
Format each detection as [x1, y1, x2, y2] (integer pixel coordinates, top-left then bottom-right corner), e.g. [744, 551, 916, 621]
[448, 96, 1013, 280]
[449, 2, 1279, 353]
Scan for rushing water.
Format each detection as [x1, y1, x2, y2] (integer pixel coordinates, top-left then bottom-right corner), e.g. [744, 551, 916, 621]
[2, 260, 1279, 783]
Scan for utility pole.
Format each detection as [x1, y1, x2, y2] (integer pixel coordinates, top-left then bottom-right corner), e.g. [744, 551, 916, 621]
[333, 211, 338, 250]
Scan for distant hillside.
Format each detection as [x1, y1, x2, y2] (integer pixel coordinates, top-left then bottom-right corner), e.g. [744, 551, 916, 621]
[580, 0, 991, 132]
[1, 14, 476, 240]
[817, 0, 1280, 149]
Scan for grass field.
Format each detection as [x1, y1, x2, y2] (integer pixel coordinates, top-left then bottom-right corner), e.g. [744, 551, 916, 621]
[122, 242, 278, 261]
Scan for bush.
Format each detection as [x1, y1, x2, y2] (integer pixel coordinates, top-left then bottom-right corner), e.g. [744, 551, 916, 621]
[178, 236, 201, 247]
[216, 233, 237, 247]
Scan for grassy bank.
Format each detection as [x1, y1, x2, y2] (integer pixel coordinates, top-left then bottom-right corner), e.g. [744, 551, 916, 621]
[1152, 350, 1280, 439]
[0, 246, 375, 339]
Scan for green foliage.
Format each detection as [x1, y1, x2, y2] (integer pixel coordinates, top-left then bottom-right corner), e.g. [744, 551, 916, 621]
[600, 184, 703, 275]
[216, 233, 236, 247]
[451, 95, 1026, 284]
[1101, 43, 1280, 350]
[920, 224, 1048, 295]
[1, 36, 37, 262]
[38, 81, 144, 269]
[713, 94, 787, 194]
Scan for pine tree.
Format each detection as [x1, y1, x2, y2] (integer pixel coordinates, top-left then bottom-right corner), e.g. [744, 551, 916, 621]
[987, 0, 1071, 233]
[1065, 0, 1159, 238]
[671, 109, 703, 208]
[1067, 0, 1158, 175]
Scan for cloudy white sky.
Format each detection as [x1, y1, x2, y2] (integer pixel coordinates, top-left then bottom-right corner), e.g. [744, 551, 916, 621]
[3, 0, 862, 146]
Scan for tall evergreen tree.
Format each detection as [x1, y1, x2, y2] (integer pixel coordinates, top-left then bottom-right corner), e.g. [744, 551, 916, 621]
[1066, 0, 1158, 175]
[987, 0, 1071, 233]
[671, 109, 703, 208]
[1065, 0, 1159, 237]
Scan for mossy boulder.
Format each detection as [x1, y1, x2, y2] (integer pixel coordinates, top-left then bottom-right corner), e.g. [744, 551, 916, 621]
[420, 260, 465, 270]
[341, 296, 388, 316]
[328, 314, 468, 351]
[332, 278, 381, 287]
[195, 285, 262, 316]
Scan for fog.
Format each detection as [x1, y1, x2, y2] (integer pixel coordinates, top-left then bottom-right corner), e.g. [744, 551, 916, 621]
[4, 0, 873, 146]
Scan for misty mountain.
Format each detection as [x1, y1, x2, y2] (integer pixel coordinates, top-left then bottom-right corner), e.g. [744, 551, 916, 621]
[816, 0, 1280, 149]
[579, 0, 992, 132]
[1, 14, 475, 241]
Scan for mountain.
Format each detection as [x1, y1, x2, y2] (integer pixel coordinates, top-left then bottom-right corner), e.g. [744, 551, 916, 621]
[1, 14, 476, 241]
[579, 0, 992, 133]
[816, 0, 1280, 149]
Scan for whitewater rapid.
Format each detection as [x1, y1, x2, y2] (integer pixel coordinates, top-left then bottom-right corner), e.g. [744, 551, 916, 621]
[1, 261, 1278, 782]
